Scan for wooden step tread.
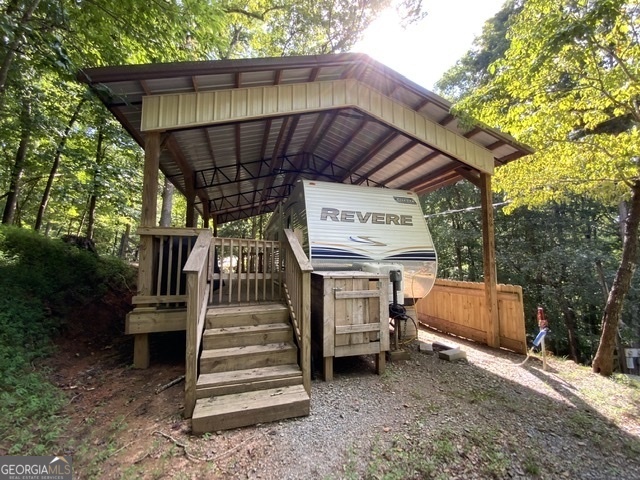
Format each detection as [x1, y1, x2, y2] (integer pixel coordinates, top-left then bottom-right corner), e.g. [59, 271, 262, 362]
[204, 323, 290, 337]
[206, 303, 287, 318]
[201, 342, 295, 359]
[197, 364, 302, 389]
[192, 385, 310, 433]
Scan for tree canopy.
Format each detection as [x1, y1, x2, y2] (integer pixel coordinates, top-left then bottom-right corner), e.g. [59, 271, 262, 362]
[457, 0, 639, 210]
[0, 0, 425, 251]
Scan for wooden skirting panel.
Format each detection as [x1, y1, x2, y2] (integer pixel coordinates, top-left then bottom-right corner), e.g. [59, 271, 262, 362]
[417, 279, 527, 354]
[125, 308, 187, 334]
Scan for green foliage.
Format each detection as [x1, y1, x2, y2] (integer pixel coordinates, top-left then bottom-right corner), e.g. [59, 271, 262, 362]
[217, 213, 272, 238]
[458, 0, 640, 208]
[435, 0, 523, 102]
[0, 226, 135, 454]
[215, 0, 421, 58]
[422, 183, 483, 281]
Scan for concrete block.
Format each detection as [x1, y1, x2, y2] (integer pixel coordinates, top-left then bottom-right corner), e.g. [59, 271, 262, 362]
[418, 341, 434, 354]
[438, 348, 467, 362]
[387, 350, 411, 362]
[433, 342, 454, 351]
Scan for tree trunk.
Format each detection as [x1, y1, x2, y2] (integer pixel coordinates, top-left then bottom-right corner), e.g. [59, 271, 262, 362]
[561, 304, 581, 363]
[2, 99, 31, 224]
[76, 197, 89, 236]
[595, 260, 627, 373]
[35, 96, 86, 231]
[0, 0, 41, 102]
[618, 201, 628, 241]
[159, 176, 174, 227]
[86, 126, 105, 240]
[455, 241, 464, 280]
[118, 223, 131, 259]
[592, 180, 640, 376]
[467, 244, 478, 281]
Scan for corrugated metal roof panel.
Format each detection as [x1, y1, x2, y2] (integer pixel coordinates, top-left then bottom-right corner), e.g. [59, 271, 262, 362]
[80, 54, 533, 223]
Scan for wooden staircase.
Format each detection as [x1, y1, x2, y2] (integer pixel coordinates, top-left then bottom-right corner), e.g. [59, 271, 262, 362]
[191, 302, 310, 433]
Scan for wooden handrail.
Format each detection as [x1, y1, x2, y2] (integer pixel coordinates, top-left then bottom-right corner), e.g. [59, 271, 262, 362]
[184, 230, 212, 418]
[282, 229, 312, 395]
[283, 230, 313, 272]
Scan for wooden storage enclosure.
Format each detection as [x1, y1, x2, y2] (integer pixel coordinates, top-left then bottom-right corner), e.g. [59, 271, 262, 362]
[311, 271, 390, 380]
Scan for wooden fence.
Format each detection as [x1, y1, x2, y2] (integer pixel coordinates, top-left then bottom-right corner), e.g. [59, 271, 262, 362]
[416, 279, 527, 354]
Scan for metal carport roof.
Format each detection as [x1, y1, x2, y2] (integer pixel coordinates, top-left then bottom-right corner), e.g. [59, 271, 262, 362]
[79, 53, 532, 225]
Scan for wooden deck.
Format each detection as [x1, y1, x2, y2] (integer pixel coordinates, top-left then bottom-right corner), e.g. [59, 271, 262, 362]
[126, 280, 282, 336]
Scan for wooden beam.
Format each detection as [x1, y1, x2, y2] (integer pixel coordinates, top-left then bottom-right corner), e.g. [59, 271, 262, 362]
[411, 172, 461, 194]
[202, 198, 210, 228]
[456, 168, 481, 187]
[301, 113, 328, 154]
[307, 111, 338, 154]
[308, 67, 320, 82]
[486, 139, 506, 150]
[250, 119, 273, 207]
[414, 98, 430, 111]
[204, 128, 217, 167]
[235, 123, 242, 197]
[140, 80, 152, 95]
[464, 126, 483, 139]
[133, 334, 150, 369]
[416, 174, 464, 195]
[496, 151, 525, 165]
[480, 172, 500, 348]
[402, 162, 460, 190]
[141, 132, 161, 227]
[330, 119, 368, 161]
[440, 113, 455, 126]
[185, 169, 196, 227]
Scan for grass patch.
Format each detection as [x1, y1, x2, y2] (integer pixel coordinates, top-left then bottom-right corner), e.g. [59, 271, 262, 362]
[0, 226, 135, 455]
[341, 422, 516, 479]
[612, 373, 640, 390]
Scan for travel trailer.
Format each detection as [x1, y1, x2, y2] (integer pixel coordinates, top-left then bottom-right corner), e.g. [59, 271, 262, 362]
[265, 180, 437, 302]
